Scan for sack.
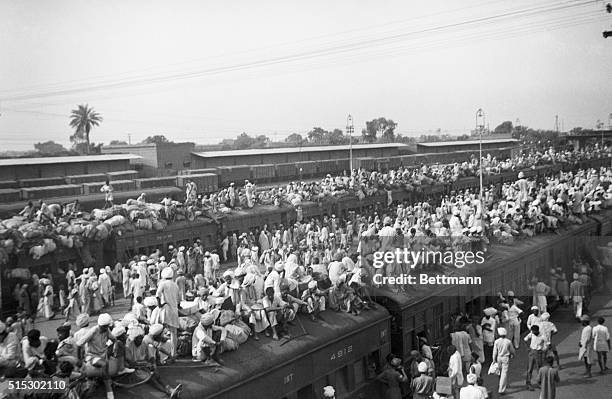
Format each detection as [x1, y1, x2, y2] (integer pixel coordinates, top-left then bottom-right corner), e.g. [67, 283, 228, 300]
[488, 361, 500, 375]
[225, 324, 248, 344]
[218, 310, 235, 326]
[435, 376, 452, 395]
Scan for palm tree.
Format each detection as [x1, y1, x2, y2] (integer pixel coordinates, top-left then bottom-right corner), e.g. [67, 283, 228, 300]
[69, 104, 102, 154]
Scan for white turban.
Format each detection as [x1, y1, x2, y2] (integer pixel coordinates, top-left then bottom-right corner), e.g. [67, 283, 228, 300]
[161, 267, 173, 279]
[323, 386, 335, 398]
[97, 313, 113, 326]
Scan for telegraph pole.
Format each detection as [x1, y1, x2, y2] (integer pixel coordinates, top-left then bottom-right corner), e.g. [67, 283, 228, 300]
[476, 108, 485, 200]
[555, 115, 559, 133]
[347, 115, 354, 174]
[604, 3, 611, 37]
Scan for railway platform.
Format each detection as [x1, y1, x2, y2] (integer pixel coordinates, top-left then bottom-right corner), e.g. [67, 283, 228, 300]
[481, 275, 612, 399]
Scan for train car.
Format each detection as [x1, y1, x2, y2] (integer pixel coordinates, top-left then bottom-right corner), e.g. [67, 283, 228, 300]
[116, 308, 391, 399]
[370, 215, 601, 362]
[113, 218, 219, 262]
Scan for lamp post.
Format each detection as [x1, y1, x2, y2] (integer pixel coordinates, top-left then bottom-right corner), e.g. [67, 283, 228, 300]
[347, 115, 354, 175]
[476, 108, 485, 200]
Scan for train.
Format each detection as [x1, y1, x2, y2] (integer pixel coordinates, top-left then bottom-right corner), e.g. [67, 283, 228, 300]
[3, 156, 611, 312]
[3, 157, 612, 399]
[102, 209, 612, 399]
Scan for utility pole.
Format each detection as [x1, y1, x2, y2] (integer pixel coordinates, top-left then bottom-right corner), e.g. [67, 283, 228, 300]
[604, 3, 611, 37]
[128, 133, 131, 145]
[476, 108, 485, 200]
[347, 115, 354, 174]
[554, 115, 559, 133]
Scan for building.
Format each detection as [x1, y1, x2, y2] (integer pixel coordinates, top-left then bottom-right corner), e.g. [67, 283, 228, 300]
[0, 154, 141, 180]
[191, 143, 408, 168]
[102, 142, 195, 177]
[562, 130, 612, 150]
[416, 138, 519, 154]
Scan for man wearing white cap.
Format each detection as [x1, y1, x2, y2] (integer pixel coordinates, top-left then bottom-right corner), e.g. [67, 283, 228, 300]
[76, 313, 116, 399]
[481, 307, 498, 365]
[99, 268, 112, 308]
[265, 262, 284, 296]
[492, 327, 515, 395]
[506, 298, 523, 349]
[301, 280, 326, 321]
[192, 312, 226, 364]
[411, 361, 434, 399]
[322, 385, 336, 399]
[156, 267, 180, 357]
[459, 373, 485, 399]
[538, 312, 561, 368]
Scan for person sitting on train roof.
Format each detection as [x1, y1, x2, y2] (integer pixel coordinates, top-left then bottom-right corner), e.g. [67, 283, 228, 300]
[0, 321, 24, 378]
[192, 311, 226, 364]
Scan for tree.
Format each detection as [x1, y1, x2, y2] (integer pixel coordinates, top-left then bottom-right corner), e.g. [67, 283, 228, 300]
[285, 133, 305, 146]
[141, 135, 172, 144]
[327, 128, 350, 145]
[362, 117, 397, 143]
[307, 127, 328, 144]
[34, 141, 69, 155]
[109, 140, 128, 145]
[69, 104, 102, 154]
[493, 121, 513, 135]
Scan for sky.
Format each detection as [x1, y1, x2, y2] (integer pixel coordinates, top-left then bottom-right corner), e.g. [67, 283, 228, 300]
[0, 0, 611, 151]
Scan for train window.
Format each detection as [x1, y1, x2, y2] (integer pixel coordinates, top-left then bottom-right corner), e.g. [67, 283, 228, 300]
[165, 162, 173, 169]
[432, 303, 443, 341]
[354, 358, 366, 386]
[183, 161, 191, 168]
[297, 385, 313, 399]
[332, 366, 349, 398]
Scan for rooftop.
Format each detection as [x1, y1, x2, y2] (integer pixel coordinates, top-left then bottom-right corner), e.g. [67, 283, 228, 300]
[0, 154, 142, 167]
[191, 143, 407, 158]
[416, 138, 518, 147]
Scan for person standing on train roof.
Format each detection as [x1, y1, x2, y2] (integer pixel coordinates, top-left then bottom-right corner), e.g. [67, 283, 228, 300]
[592, 317, 610, 374]
[570, 273, 584, 320]
[578, 315, 594, 378]
[100, 180, 114, 209]
[492, 327, 514, 395]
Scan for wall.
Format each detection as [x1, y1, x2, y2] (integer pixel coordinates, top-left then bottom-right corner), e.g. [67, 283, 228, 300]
[191, 146, 403, 168]
[102, 142, 194, 177]
[0, 159, 131, 180]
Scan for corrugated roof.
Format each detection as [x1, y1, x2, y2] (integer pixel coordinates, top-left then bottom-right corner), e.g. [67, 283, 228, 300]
[416, 139, 518, 147]
[0, 154, 142, 167]
[192, 143, 407, 158]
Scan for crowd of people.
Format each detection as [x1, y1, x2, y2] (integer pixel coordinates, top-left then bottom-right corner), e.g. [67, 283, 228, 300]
[1, 145, 611, 399]
[373, 254, 609, 399]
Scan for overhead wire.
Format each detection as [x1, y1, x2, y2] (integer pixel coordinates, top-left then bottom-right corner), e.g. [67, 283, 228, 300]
[0, 0, 599, 102]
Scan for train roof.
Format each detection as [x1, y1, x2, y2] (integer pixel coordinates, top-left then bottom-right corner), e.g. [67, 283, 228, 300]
[121, 307, 390, 399]
[372, 215, 601, 311]
[416, 139, 518, 147]
[0, 154, 142, 167]
[191, 143, 407, 158]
